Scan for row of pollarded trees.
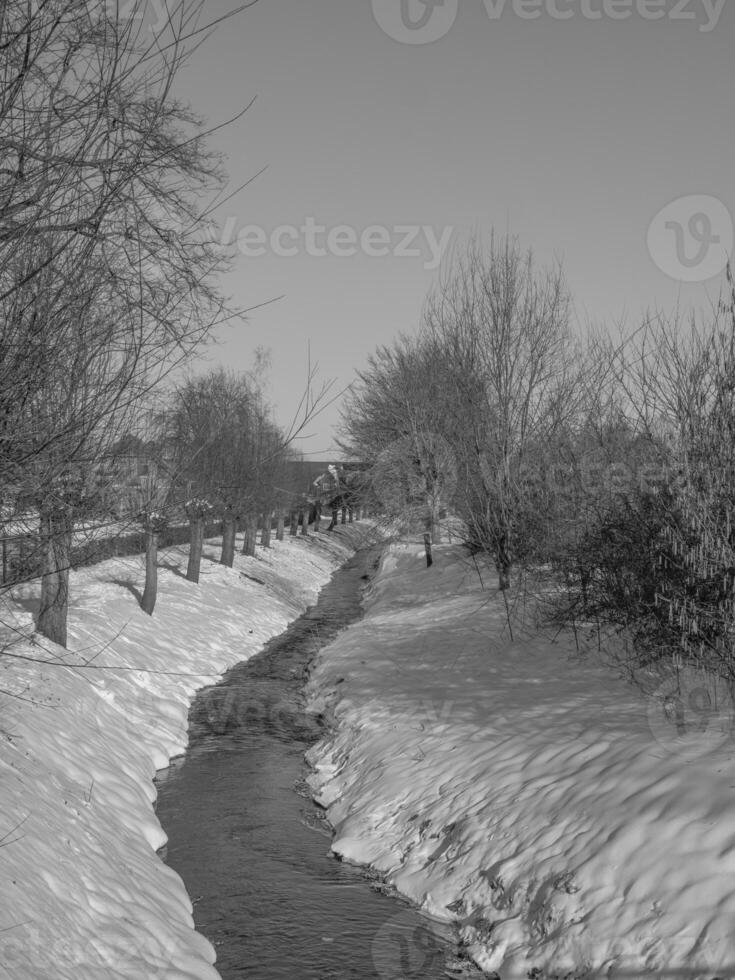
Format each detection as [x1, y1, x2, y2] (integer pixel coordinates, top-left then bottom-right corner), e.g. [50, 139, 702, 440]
[0, 0, 250, 646]
[132, 362, 335, 617]
[341, 233, 735, 682]
[3, 348, 334, 635]
[167, 363, 287, 580]
[0, 0, 340, 651]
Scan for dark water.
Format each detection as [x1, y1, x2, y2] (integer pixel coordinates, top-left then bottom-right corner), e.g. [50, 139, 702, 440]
[155, 546, 473, 980]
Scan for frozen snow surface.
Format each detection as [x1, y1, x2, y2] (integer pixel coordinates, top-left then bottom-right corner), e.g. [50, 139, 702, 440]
[306, 541, 735, 980]
[0, 525, 371, 980]
[4, 530, 735, 980]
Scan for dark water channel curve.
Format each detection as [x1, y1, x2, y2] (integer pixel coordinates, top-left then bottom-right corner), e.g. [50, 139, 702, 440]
[155, 545, 475, 980]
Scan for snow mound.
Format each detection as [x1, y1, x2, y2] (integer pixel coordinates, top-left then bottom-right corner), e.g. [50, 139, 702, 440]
[306, 541, 735, 980]
[0, 528, 360, 979]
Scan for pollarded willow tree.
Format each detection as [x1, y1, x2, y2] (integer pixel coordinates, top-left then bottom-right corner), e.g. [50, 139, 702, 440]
[0, 0, 243, 645]
[165, 367, 289, 582]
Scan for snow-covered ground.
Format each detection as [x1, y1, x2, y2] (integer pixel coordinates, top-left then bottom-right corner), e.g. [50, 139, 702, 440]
[3, 529, 735, 980]
[0, 525, 373, 980]
[305, 540, 735, 980]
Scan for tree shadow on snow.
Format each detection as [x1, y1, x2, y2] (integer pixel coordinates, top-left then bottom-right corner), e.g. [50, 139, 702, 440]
[11, 595, 40, 618]
[106, 578, 143, 605]
[158, 561, 187, 579]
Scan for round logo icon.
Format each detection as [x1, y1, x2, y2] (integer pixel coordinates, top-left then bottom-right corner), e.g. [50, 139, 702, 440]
[647, 666, 735, 760]
[371, 910, 446, 979]
[371, 0, 459, 44]
[371, 432, 458, 522]
[647, 195, 733, 283]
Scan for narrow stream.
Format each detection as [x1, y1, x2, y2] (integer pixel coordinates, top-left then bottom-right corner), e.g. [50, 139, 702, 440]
[155, 545, 471, 980]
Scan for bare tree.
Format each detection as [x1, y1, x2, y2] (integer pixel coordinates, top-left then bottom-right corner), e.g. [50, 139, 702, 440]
[423, 234, 575, 588]
[0, 0, 246, 295]
[340, 235, 577, 583]
[0, 0, 245, 644]
[339, 336, 457, 566]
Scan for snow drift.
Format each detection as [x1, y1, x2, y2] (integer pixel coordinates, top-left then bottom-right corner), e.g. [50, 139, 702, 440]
[306, 540, 735, 980]
[0, 527, 370, 980]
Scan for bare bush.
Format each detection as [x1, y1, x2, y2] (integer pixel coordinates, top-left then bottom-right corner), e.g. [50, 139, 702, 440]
[423, 234, 577, 587]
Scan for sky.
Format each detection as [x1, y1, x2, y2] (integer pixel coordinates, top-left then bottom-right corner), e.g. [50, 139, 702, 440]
[169, 0, 734, 457]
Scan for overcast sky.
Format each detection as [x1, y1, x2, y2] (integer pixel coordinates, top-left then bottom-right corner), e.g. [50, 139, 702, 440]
[170, 0, 733, 457]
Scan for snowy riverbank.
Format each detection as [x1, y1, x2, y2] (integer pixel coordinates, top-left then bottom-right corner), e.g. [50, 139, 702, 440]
[4, 530, 735, 980]
[0, 525, 376, 980]
[305, 540, 735, 980]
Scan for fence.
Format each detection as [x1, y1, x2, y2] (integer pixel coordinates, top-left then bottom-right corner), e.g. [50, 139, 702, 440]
[0, 503, 369, 587]
[0, 521, 221, 586]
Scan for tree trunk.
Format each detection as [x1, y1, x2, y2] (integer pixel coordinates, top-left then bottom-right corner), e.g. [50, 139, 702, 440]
[328, 507, 338, 531]
[300, 509, 309, 536]
[141, 529, 159, 615]
[187, 518, 204, 583]
[276, 511, 285, 541]
[496, 535, 511, 590]
[423, 531, 434, 568]
[262, 512, 273, 547]
[37, 509, 72, 647]
[289, 510, 298, 536]
[221, 515, 236, 567]
[341, 505, 347, 525]
[242, 515, 257, 557]
[579, 564, 590, 608]
[348, 507, 354, 523]
[312, 501, 321, 533]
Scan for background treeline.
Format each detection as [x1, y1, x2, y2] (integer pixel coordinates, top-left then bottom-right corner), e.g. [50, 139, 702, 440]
[0, 0, 329, 647]
[340, 234, 735, 684]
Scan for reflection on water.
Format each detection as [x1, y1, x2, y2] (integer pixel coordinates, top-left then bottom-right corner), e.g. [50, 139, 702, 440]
[155, 547, 469, 980]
